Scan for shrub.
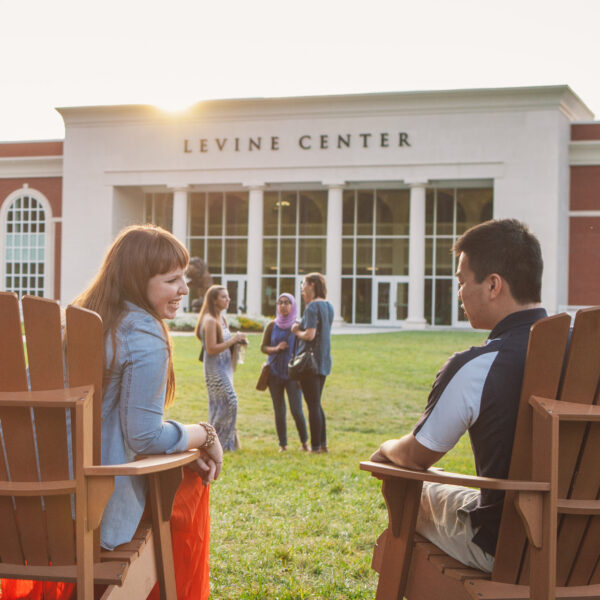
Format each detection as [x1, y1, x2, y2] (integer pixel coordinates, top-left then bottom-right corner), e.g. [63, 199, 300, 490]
[166, 313, 271, 332]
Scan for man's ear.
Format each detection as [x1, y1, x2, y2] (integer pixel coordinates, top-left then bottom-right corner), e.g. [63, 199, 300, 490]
[488, 273, 502, 298]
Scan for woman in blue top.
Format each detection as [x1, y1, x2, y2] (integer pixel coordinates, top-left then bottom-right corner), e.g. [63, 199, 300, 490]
[292, 273, 334, 453]
[260, 293, 309, 452]
[73, 224, 221, 599]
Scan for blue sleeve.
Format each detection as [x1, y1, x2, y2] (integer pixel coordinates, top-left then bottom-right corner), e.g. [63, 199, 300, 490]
[119, 316, 188, 455]
[304, 302, 319, 329]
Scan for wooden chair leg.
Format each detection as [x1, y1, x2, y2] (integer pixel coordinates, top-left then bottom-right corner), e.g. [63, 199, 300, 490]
[375, 478, 423, 600]
[147, 469, 183, 600]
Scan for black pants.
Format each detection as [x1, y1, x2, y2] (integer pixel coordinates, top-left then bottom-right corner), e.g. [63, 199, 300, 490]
[299, 374, 327, 451]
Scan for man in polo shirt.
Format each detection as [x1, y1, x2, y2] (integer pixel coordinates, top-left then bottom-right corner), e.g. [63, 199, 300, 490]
[370, 218, 546, 573]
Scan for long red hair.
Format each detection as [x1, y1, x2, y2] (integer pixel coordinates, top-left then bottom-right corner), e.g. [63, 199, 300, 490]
[73, 224, 189, 407]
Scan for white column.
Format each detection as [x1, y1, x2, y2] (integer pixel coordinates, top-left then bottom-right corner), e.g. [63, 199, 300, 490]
[325, 184, 344, 324]
[171, 186, 189, 245]
[170, 187, 189, 315]
[405, 182, 427, 328]
[246, 186, 264, 316]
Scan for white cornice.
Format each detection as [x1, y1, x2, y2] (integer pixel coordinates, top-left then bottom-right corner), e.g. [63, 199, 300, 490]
[569, 141, 600, 166]
[0, 156, 63, 178]
[57, 85, 594, 128]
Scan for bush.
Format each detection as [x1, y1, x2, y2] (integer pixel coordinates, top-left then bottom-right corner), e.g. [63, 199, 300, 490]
[166, 313, 271, 332]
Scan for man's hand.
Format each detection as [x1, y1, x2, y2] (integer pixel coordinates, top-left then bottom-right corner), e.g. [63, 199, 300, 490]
[370, 434, 445, 471]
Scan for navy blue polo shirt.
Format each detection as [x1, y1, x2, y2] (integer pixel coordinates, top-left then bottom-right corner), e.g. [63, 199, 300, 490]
[413, 308, 547, 555]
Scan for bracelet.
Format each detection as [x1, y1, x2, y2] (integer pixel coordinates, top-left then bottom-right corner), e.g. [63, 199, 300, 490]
[198, 422, 217, 449]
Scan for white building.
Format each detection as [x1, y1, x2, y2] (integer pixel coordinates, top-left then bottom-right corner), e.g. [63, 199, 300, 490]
[2, 86, 599, 326]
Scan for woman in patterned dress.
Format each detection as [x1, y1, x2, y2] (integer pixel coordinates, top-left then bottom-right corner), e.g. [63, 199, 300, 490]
[195, 285, 247, 451]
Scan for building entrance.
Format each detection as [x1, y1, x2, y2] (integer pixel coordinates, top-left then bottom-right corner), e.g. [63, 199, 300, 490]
[224, 277, 247, 314]
[373, 277, 409, 325]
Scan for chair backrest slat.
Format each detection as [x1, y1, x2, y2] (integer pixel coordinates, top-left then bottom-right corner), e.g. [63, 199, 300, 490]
[22, 296, 76, 565]
[0, 293, 49, 564]
[66, 305, 104, 466]
[0, 293, 27, 564]
[554, 308, 600, 586]
[493, 313, 571, 583]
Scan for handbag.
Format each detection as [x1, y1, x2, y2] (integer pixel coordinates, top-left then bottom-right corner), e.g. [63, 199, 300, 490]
[255, 362, 270, 391]
[287, 309, 320, 380]
[287, 347, 317, 380]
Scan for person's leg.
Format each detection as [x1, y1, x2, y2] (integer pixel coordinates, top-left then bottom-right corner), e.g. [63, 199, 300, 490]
[317, 375, 327, 449]
[416, 482, 495, 572]
[268, 375, 287, 448]
[299, 375, 323, 451]
[284, 379, 308, 445]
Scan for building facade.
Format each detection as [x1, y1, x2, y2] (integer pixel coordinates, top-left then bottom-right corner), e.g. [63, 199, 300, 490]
[1, 86, 599, 326]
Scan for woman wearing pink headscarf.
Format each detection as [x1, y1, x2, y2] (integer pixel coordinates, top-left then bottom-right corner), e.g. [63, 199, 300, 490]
[260, 293, 309, 452]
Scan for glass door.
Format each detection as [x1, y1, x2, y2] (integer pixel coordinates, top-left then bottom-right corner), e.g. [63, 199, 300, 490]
[223, 276, 247, 314]
[374, 277, 409, 325]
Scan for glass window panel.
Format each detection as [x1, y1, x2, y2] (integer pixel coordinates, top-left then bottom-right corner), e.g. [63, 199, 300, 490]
[224, 239, 247, 274]
[263, 192, 279, 236]
[279, 277, 296, 298]
[375, 238, 409, 276]
[355, 238, 373, 275]
[434, 279, 452, 325]
[396, 282, 408, 320]
[377, 282, 390, 320]
[456, 188, 494, 234]
[298, 191, 327, 236]
[262, 277, 277, 317]
[280, 239, 296, 274]
[342, 191, 355, 236]
[436, 190, 454, 235]
[356, 191, 374, 236]
[298, 238, 325, 274]
[342, 238, 354, 275]
[189, 193, 205, 237]
[435, 239, 453, 276]
[207, 239, 222, 274]
[280, 192, 297, 236]
[425, 238, 433, 276]
[424, 278, 433, 325]
[263, 239, 277, 274]
[355, 279, 372, 324]
[341, 278, 353, 324]
[376, 190, 410, 236]
[189, 239, 205, 261]
[225, 192, 248, 236]
[207, 193, 223, 236]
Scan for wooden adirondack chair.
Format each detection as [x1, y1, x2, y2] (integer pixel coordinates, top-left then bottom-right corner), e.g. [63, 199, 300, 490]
[0, 292, 201, 599]
[360, 307, 600, 600]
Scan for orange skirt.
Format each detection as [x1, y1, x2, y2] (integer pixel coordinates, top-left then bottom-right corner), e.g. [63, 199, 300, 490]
[0, 468, 210, 600]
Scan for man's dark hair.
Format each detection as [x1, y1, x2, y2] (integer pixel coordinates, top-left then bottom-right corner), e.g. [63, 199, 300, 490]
[452, 219, 543, 304]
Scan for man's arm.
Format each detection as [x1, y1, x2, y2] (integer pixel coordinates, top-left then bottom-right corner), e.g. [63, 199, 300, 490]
[370, 433, 445, 470]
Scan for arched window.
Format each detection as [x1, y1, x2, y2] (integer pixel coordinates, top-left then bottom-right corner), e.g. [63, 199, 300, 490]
[1, 188, 53, 298]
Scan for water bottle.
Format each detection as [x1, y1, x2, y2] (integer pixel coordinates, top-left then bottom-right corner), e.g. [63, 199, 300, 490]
[237, 340, 247, 364]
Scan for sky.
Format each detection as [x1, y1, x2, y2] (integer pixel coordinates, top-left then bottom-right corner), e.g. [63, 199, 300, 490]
[1, 0, 599, 141]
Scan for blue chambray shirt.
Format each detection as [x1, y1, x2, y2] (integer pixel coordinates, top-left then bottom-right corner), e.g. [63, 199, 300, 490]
[100, 302, 188, 550]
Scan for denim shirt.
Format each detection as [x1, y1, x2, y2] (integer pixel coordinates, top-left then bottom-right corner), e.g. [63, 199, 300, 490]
[100, 301, 188, 550]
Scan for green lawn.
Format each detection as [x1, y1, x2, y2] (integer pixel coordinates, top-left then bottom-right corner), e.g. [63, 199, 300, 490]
[167, 330, 486, 599]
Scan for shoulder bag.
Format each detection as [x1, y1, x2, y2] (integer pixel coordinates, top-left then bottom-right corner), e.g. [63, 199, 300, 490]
[287, 308, 320, 380]
[256, 325, 291, 391]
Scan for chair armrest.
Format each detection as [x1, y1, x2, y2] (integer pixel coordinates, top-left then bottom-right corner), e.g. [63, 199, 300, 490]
[85, 449, 200, 477]
[530, 395, 600, 421]
[360, 461, 550, 491]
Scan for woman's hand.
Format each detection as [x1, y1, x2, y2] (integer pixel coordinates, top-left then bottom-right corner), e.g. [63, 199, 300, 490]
[190, 436, 223, 486]
[232, 331, 247, 346]
[276, 341, 289, 351]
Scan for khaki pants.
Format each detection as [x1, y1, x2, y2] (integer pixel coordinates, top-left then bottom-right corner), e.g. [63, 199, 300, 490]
[416, 482, 495, 573]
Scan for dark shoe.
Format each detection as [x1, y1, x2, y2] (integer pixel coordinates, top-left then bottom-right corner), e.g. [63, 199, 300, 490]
[279, 445, 287, 452]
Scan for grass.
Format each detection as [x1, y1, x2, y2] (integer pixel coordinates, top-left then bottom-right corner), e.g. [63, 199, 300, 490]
[167, 330, 487, 599]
